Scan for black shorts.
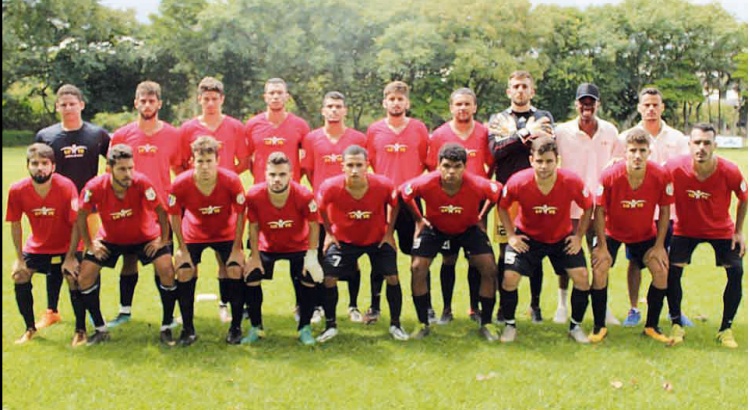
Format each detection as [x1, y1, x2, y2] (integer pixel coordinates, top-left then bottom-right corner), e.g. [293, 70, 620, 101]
[669, 236, 743, 268]
[412, 225, 494, 259]
[23, 253, 64, 274]
[257, 251, 314, 285]
[323, 242, 398, 279]
[84, 240, 172, 268]
[604, 236, 655, 270]
[503, 230, 587, 277]
[185, 241, 234, 268]
[626, 220, 673, 260]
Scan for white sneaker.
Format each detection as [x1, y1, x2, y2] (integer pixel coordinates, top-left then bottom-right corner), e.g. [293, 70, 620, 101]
[500, 325, 517, 343]
[311, 307, 323, 324]
[568, 325, 590, 344]
[348, 307, 363, 323]
[605, 308, 621, 326]
[389, 325, 409, 341]
[316, 327, 338, 343]
[218, 304, 231, 323]
[553, 306, 568, 324]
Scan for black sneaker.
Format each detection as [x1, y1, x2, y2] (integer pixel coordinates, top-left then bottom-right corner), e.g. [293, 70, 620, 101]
[226, 326, 243, 345]
[529, 306, 543, 324]
[160, 328, 176, 346]
[86, 330, 110, 346]
[178, 330, 198, 346]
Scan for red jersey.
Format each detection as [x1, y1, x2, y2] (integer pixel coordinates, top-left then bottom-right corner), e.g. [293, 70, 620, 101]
[499, 168, 593, 243]
[366, 118, 429, 186]
[318, 174, 397, 246]
[666, 155, 748, 239]
[6, 174, 79, 254]
[401, 171, 501, 235]
[180, 116, 249, 172]
[245, 113, 310, 183]
[427, 122, 492, 177]
[596, 161, 674, 243]
[168, 168, 246, 244]
[301, 128, 367, 194]
[110, 121, 183, 201]
[80, 172, 162, 244]
[246, 181, 317, 253]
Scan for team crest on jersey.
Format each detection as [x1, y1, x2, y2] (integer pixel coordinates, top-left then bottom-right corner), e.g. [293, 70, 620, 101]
[83, 189, 92, 203]
[348, 210, 372, 220]
[236, 194, 245, 205]
[308, 200, 318, 213]
[439, 205, 463, 214]
[268, 219, 293, 229]
[404, 184, 413, 196]
[596, 185, 604, 196]
[32, 206, 55, 217]
[384, 143, 408, 153]
[168, 194, 176, 207]
[621, 199, 646, 209]
[741, 181, 747, 193]
[686, 189, 711, 200]
[532, 205, 557, 214]
[60, 144, 87, 158]
[110, 209, 133, 220]
[199, 205, 222, 215]
[145, 187, 156, 201]
[665, 183, 674, 196]
[263, 136, 286, 146]
[138, 144, 158, 154]
[490, 182, 499, 193]
[323, 154, 343, 163]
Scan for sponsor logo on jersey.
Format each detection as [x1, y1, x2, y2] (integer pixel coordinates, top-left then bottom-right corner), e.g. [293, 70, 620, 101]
[198, 205, 222, 215]
[323, 154, 342, 163]
[110, 209, 133, 220]
[60, 144, 87, 158]
[263, 136, 286, 146]
[31, 206, 55, 217]
[384, 143, 408, 153]
[137, 144, 158, 154]
[348, 210, 373, 220]
[532, 205, 558, 215]
[620, 199, 646, 209]
[439, 205, 463, 214]
[268, 219, 293, 229]
[686, 189, 711, 200]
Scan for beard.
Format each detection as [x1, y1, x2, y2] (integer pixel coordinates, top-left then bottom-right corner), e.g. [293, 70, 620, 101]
[31, 173, 52, 184]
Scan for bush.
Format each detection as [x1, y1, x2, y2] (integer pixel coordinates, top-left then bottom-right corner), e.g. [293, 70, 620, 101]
[2, 130, 36, 147]
[92, 111, 137, 132]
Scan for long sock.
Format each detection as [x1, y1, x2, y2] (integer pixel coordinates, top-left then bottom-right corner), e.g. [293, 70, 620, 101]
[245, 285, 263, 328]
[324, 286, 338, 329]
[46, 267, 64, 312]
[177, 279, 196, 333]
[69, 289, 86, 331]
[15, 282, 35, 329]
[570, 288, 589, 329]
[467, 265, 480, 312]
[228, 279, 244, 330]
[119, 273, 139, 311]
[479, 296, 496, 326]
[440, 264, 456, 312]
[426, 270, 433, 310]
[315, 283, 325, 309]
[290, 271, 302, 307]
[500, 288, 518, 323]
[666, 265, 683, 325]
[81, 279, 105, 328]
[348, 269, 361, 308]
[298, 285, 315, 330]
[370, 270, 384, 311]
[645, 284, 666, 329]
[721, 266, 744, 331]
[412, 293, 430, 325]
[218, 278, 230, 305]
[386, 282, 403, 327]
[590, 287, 607, 331]
[530, 265, 543, 308]
[157, 276, 179, 328]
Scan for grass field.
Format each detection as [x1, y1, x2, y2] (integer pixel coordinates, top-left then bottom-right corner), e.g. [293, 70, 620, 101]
[2, 147, 747, 410]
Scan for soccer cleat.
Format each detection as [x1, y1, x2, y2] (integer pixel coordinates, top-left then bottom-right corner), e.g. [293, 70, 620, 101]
[311, 307, 323, 324]
[363, 308, 381, 325]
[479, 324, 500, 342]
[86, 330, 111, 346]
[177, 330, 198, 347]
[218, 303, 232, 323]
[437, 309, 454, 325]
[468, 309, 480, 324]
[389, 325, 410, 341]
[622, 308, 641, 327]
[529, 306, 543, 324]
[671, 324, 685, 345]
[316, 327, 339, 343]
[606, 309, 621, 326]
[71, 330, 88, 347]
[241, 326, 266, 344]
[15, 329, 36, 345]
[643, 327, 672, 344]
[716, 329, 738, 348]
[348, 307, 363, 323]
[225, 326, 243, 345]
[160, 328, 176, 346]
[35, 309, 62, 329]
[500, 325, 517, 343]
[299, 325, 316, 346]
[588, 327, 608, 343]
[568, 325, 590, 344]
[106, 313, 132, 329]
[664, 312, 695, 327]
[410, 324, 431, 340]
[553, 306, 568, 324]
[427, 308, 438, 325]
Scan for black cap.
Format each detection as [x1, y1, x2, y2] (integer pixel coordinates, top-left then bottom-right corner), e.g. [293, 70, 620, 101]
[576, 83, 600, 101]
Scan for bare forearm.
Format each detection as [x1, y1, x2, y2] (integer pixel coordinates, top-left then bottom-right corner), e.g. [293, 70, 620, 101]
[11, 222, 24, 260]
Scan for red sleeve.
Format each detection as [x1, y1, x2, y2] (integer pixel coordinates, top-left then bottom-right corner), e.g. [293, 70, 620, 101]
[64, 180, 80, 223]
[5, 186, 22, 222]
[179, 125, 194, 170]
[230, 175, 246, 213]
[728, 163, 749, 203]
[140, 178, 162, 211]
[595, 171, 609, 208]
[80, 180, 100, 212]
[301, 133, 314, 176]
[400, 177, 421, 203]
[498, 179, 517, 209]
[425, 136, 439, 172]
[417, 123, 429, 170]
[366, 125, 377, 169]
[234, 121, 250, 159]
[245, 191, 259, 223]
[484, 179, 502, 203]
[109, 130, 123, 152]
[244, 122, 256, 156]
[572, 176, 594, 210]
[166, 180, 182, 215]
[658, 168, 675, 206]
[299, 187, 318, 222]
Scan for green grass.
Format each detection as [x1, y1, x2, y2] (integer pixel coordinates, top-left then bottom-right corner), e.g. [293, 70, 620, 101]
[2, 147, 747, 410]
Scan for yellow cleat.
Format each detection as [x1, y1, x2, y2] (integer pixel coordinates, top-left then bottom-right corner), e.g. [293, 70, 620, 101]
[670, 324, 685, 345]
[716, 329, 738, 349]
[588, 327, 608, 343]
[35, 309, 62, 329]
[643, 327, 672, 344]
[71, 330, 88, 347]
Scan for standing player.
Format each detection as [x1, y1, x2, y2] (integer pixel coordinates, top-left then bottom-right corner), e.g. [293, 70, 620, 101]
[426, 88, 492, 324]
[665, 123, 747, 348]
[7, 143, 86, 346]
[76, 144, 177, 345]
[403, 143, 501, 340]
[316, 145, 409, 342]
[620, 87, 690, 327]
[107, 80, 183, 328]
[497, 137, 593, 344]
[590, 129, 674, 343]
[366, 80, 430, 324]
[301, 91, 367, 322]
[34, 84, 110, 329]
[168, 136, 246, 346]
[556, 83, 624, 325]
[180, 76, 250, 323]
[244, 152, 324, 346]
[487, 70, 555, 323]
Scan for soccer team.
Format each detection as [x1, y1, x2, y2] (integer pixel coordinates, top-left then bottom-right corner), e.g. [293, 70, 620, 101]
[8, 71, 746, 349]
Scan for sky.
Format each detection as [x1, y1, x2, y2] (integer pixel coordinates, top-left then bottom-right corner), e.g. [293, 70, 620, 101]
[101, 0, 747, 23]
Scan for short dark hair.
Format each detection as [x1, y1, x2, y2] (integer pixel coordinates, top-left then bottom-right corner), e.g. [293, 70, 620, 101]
[198, 76, 224, 95]
[267, 151, 291, 167]
[691, 122, 716, 138]
[56, 84, 84, 102]
[638, 87, 663, 102]
[508, 71, 535, 87]
[191, 135, 220, 157]
[343, 144, 368, 159]
[625, 128, 650, 146]
[530, 136, 558, 157]
[135, 81, 161, 100]
[323, 91, 346, 106]
[450, 88, 477, 104]
[26, 143, 55, 164]
[107, 144, 133, 166]
[438, 143, 467, 164]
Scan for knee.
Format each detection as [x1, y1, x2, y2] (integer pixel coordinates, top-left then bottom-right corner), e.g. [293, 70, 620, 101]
[12, 269, 31, 284]
[225, 263, 243, 280]
[176, 266, 196, 282]
[442, 254, 458, 265]
[385, 275, 399, 286]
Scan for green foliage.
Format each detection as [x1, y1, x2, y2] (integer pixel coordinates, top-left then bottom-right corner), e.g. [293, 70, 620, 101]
[91, 111, 137, 132]
[1, 130, 35, 146]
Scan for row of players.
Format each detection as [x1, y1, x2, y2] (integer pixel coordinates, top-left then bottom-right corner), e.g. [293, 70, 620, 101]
[11, 74, 746, 347]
